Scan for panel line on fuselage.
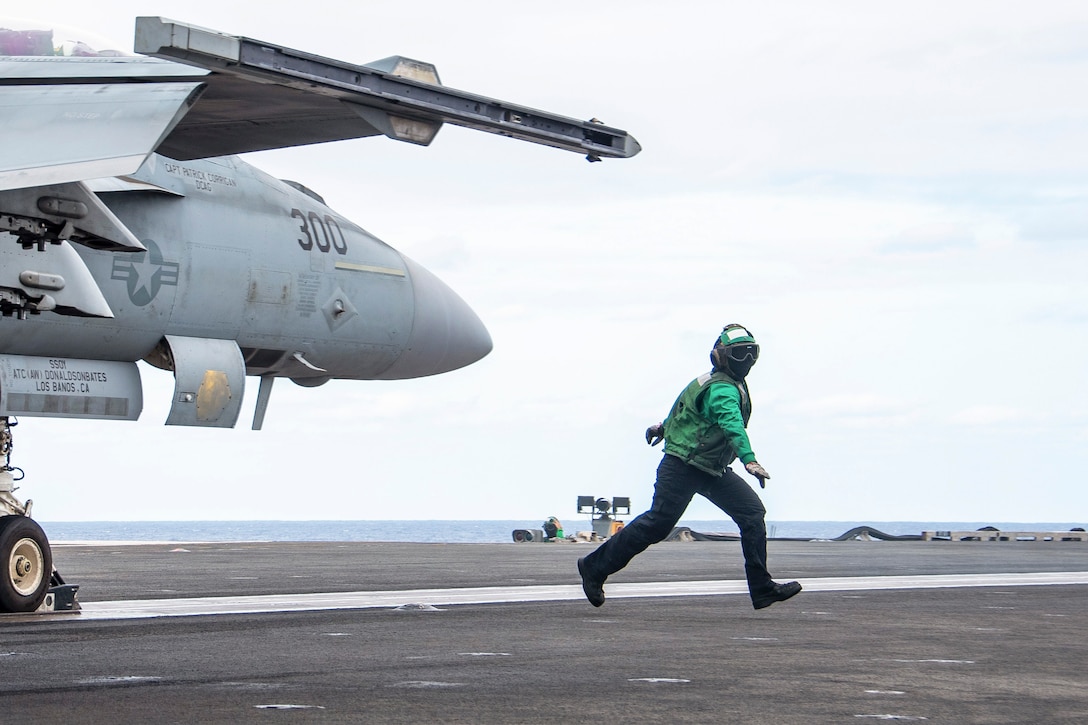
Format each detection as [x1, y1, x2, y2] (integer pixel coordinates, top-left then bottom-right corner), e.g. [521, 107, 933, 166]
[334, 261, 406, 277]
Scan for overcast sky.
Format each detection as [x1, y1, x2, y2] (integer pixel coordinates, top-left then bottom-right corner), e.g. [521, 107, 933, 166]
[7, 2, 1087, 527]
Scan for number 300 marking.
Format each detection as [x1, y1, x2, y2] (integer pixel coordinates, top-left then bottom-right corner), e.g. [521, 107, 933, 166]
[292, 208, 348, 254]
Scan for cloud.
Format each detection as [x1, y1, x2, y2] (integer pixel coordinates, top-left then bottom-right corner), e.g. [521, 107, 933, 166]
[1016, 198, 1088, 244]
[948, 405, 1021, 426]
[880, 222, 977, 254]
[783, 394, 919, 429]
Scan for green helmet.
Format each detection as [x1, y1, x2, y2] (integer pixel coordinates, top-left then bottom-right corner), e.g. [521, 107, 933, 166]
[710, 324, 759, 378]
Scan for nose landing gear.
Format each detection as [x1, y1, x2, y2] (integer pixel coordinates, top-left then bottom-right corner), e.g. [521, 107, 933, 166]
[0, 417, 78, 613]
[0, 515, 52, 611]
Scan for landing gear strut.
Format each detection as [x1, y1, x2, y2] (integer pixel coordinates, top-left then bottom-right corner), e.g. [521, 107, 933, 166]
[0, 417, 78, 613]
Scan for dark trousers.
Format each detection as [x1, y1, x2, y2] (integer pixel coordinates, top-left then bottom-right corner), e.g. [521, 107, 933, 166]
[582, 454, 775, 597]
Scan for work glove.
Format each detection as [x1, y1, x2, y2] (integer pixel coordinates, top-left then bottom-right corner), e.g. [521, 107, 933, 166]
[645, 422, 664, 446]
[745, 461, 770, 488]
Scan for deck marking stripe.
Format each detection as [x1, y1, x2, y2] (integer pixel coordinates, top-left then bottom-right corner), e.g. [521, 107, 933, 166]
[63, 571, 1088, 621]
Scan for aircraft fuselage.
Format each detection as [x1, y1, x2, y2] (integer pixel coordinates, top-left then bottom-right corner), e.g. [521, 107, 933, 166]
[0, 153, 492, 385]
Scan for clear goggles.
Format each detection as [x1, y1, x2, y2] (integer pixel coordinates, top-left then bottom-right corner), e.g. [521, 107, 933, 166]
[723, 343, 759, 364]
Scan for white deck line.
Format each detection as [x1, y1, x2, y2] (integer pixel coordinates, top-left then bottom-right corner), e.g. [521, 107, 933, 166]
[59, 571, 1088, 621]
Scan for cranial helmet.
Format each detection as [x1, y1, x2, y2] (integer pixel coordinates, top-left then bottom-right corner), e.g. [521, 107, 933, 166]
[710, 324, 760, 378]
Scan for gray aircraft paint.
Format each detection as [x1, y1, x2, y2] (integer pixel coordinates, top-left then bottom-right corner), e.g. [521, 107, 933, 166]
[0, 17, 640, 613]
[0, 18, 639, 429]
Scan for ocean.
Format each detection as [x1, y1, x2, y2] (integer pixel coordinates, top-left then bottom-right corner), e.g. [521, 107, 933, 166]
[36, 520, 1086, 544]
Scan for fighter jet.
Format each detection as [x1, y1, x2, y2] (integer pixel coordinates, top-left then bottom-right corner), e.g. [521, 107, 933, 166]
[0, 17, 639, 612]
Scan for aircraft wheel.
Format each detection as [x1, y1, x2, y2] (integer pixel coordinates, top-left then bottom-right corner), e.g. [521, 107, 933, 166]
[0, 516, 52, 613]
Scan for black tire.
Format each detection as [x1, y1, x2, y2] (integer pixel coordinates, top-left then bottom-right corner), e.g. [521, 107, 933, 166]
[0, 516, 52, 613]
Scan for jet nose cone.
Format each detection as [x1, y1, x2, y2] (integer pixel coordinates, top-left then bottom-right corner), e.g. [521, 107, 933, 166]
[378, 255, 492, 379]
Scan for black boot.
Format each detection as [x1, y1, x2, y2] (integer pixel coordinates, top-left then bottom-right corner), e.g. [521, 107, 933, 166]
[751, 581, 802, 610]
[577, 557, 606, 607]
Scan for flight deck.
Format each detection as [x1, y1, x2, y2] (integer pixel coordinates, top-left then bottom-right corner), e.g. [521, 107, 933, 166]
[0, 539, 1085, 723]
